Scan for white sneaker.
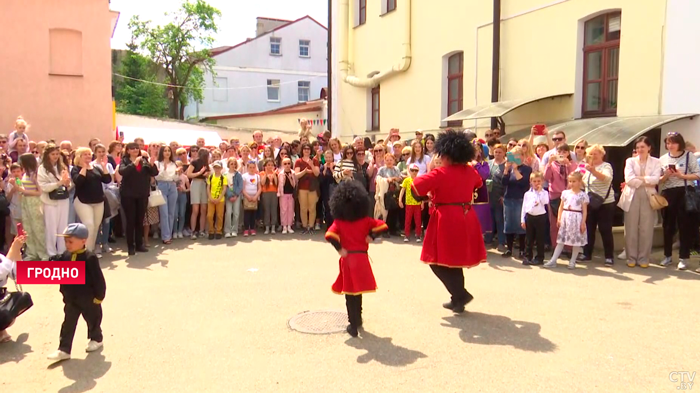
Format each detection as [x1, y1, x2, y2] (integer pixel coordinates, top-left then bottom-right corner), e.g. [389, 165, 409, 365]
[660, 257, 673, 267]
[232, 232, 238, 238]
[153, 232, 159, 240]
[271, 227, 276, 234]
[191, 233, 198, 240]
[96, 253, 103, 259]
[568, 261, 576, 270]
[543, 260, 557, 268]
[264, 227, 270, 235]
[200, 232, 207, 238]
[404, 237, 410, 243]
[85, 340, 103, 352]
[618, 250, 627, 260]
[282, 227, 288, 234]
[224, 233, 231, 238]
[416, 238, 422, 243]
[287, 226, 294, 234]
[678, 260, 688, 270]
[47, 350, 70, 361]
[315, 223, 321, 230]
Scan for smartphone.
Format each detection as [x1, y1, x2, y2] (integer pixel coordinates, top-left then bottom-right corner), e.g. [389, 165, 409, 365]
[16, 222, 25, 236]
[533, 124, 546, 135]
[119, 131, 124, 139]
[557, 154, 566, 163]
[669, 164, 677, 172]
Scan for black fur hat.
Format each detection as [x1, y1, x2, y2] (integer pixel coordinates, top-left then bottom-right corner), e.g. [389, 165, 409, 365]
[330, 181, 370, 222]
[435, 130, 476, 164]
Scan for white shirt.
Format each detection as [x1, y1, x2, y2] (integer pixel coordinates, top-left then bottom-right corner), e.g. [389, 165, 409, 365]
[406, 155, 432, 176]
[241, 173, 259, 196]
[155, 161, 179, 182]
[0, 254, 16, 288]
[521, 188, 549, 223]
[542, 147, 578, 167]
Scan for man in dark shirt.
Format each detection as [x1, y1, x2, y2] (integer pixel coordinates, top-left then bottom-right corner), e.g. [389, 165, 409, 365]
[47, 223, 107, 362]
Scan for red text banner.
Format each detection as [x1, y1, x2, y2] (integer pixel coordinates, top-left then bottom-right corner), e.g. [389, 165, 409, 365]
[15, 261, 86, 285]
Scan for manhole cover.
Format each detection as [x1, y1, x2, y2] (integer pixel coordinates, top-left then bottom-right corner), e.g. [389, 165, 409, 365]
[288, 310, 348, 334]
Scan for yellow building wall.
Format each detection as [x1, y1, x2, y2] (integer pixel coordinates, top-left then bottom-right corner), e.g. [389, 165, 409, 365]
[338, 0, 666, 139]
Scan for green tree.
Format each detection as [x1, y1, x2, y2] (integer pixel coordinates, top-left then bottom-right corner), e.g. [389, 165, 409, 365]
[129, 0, 220, 119]
[114, 42, 168, 117]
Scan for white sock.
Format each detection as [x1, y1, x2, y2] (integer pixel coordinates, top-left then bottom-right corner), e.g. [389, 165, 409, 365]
[549, 243, 565, 264]
[570, 246, 581, 265]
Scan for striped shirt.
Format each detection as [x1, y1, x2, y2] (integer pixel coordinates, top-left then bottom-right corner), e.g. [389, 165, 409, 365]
[660, 151, 700, 191]
[333, 159, 357, 182]
[582, 162, 614, 204]
[21, 173, 38, 192]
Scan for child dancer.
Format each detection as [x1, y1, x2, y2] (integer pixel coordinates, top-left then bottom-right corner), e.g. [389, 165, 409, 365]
[241, 161, 261, 236]
[278, 157, 296, 234]
[206, 162, 227, 239]
[399, 163, 423, 242]
[325, 181, 387, 337]
[545, 172, 589, 269]
[521, 172, 549, 265]
[47, 223, 106, 361]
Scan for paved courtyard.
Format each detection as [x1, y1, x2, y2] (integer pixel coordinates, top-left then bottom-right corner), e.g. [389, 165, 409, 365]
[1, 234, 699, 393]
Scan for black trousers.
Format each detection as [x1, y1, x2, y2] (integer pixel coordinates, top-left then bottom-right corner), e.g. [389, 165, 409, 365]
[386, 208, 400, 234]
[59, 297, 103, 354]
[583, 202, 615, 259]
[243, 210, 256, 230]
[525, 213, 547, 260]
[121, 196, 147, 252]
[422, 205, 430, 230]
[344, 294, 363, 327]
[506, 234, 525, 253]
[662, 187, 695, 259]
[429, 265, 471, 304]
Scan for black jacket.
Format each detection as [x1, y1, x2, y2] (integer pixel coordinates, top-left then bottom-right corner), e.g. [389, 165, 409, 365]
[53, 249, 106, 301]
[71, 166, 111, 204]
[118, 156, 158, 199]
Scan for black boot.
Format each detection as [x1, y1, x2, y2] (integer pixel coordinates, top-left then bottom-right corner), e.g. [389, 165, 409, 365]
[345, 295, 359, 337]
[356, 295, 363, 327]
[444, 292, 474, 313]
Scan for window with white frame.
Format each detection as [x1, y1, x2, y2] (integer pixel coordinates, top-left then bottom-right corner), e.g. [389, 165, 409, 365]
[267, 79, 280, 101]
[213, 77, 228, 102]
[299, 40, 310, 57]
[298, 81, 310, 102]
[270, 37, 281, 55]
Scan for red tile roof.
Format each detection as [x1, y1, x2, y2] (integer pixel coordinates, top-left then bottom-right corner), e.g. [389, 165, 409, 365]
[201, 99, 324, 121]
[211, 15, 327, 58]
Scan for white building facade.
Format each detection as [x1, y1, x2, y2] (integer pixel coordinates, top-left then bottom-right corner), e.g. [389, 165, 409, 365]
[185, 16, 328, 119]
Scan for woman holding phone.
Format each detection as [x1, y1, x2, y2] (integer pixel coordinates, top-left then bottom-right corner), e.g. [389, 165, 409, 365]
[659, 132, 700, 271]
[501, 146, 532, 259]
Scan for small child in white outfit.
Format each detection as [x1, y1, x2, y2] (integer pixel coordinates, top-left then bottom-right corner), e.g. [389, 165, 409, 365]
[545, 171, 589, 269]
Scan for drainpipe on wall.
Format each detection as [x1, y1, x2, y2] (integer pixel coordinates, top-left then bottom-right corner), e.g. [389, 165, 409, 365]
[339, 0, 412, 88]
[327, 0, 333, 131]
[490, 0, 501, 131]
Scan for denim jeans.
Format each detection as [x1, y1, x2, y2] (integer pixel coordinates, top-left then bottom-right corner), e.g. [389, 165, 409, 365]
[488, 201, 506, 245]
[96, 218, 110, 249]
[174, 192, 188, 234]
[157, 181, 178, 241]
[68, 188, 76, 224]
[225, 196, 241, 235]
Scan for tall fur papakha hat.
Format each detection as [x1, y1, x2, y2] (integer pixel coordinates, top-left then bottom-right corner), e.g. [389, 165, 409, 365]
[330, 181, 371, 222]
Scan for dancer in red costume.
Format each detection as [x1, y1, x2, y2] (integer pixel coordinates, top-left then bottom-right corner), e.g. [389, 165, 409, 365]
[325, 181, 388, 337]
[411, 130, 487, 313]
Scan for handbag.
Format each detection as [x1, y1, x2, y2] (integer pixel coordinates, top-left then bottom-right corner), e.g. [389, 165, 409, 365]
[49, 185, 69, 200]
[243, 198, 258, 211]
[148, 186, 166, 208]
[0, 270, 33, 331]
[650, 193, 669, 210]
[683, 153, 700, 213]
[586, 171, 612, 210]
[0, 191, 9, 215]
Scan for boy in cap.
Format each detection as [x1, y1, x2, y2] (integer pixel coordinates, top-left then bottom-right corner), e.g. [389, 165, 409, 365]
[207, 161, 228, 239]
[47, 223, 106, 361]
[399, 163, 424, 242]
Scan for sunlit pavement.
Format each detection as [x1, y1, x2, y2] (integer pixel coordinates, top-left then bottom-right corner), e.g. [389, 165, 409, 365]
[1, 234, 699, 392]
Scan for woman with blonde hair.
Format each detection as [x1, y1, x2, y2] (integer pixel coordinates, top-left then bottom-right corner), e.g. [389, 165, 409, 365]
[579, 144, 615, 265]
[297, 118, 313, 141]
[327, 138, 343, 162]
[518, 139, 539, 172]
[71, 147, 112, 252]
[573, 140, 589, 163]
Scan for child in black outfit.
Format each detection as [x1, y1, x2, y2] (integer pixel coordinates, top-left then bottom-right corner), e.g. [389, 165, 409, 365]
[47, 223, 106, 361]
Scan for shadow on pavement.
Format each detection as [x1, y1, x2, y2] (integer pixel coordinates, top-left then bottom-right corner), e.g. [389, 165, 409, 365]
[124, 252, 169, 270]
[345, 330, 427, 366]
[0, 332, 32, 365]
[48, 347, 112, 393]
[442, 313, 557, 353]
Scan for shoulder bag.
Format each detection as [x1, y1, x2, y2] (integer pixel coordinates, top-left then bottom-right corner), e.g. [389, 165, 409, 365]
[638, 158, 667, 210]
[48, 171, 69, 200]
[586, 169, 612, 210]
[0, 268, 33, 331]
[148, 181, 166, 208]
[243, 175, 259, 210]
[683, 153, 700, 213]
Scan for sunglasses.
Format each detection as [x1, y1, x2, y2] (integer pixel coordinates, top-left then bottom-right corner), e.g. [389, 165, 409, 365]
[357, 152, 365, 156]
[508, 143, 516, 147]
[283, 163, 291, 166]
[575, 146, 586, 150]
[552, 137, 563, 142]
[667, 132, 679, 137]
[32, 151, 39, 154]
[410, 169, 419, 172]
[402, 153, 410, 156]
[374, 150, 383, 153]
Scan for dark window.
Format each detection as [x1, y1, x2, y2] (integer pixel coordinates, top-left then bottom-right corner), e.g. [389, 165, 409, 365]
[447, 53, 463, 127]
[387, 0, 396, 12]
[371, 86, 380, 131]
[359, 0, 367, 25]
[582, 12, 621, 117]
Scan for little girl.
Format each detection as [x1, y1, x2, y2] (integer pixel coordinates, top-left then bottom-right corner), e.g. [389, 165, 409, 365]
[260, 159, 278, 234]
[241, 161, 261, 236]
[174, 161, 190, 238]
[278, 157, 296, 234]
[545, 171, 589, 269]
[18, 153, 48, 261]
[9, 117, 29, 155]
